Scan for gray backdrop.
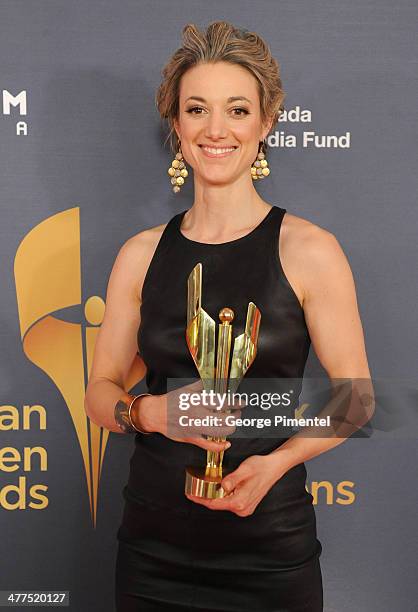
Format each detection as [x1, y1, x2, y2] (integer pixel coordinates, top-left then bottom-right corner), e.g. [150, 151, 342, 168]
[1, 1, 417, 611]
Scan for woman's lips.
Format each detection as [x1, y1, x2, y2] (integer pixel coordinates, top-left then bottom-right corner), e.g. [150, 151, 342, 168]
[199, 145, 239, 159]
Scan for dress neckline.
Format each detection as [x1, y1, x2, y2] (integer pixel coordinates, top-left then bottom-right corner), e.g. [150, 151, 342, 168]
[176, 205, 277, 247]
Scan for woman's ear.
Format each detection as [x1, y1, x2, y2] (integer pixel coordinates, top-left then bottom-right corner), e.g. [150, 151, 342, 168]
[173, 117, 180, 141]
[261, 116, 274, 141]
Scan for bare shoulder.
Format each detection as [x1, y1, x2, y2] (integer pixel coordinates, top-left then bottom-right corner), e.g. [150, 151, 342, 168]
[113, 221, 168, 302]
[281, 211, 344, 260]
[280, 211, 353, 305]
[128, 221, 167, 253]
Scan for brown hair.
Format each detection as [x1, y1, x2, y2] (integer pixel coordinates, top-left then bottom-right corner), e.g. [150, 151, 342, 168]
[155, 21, 286, 154]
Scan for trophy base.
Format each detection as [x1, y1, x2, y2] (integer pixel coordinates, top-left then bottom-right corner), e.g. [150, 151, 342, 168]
[185, 465, 233, 499]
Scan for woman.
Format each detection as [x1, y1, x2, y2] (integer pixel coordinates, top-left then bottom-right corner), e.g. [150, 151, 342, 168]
[85, 21, 372, 611]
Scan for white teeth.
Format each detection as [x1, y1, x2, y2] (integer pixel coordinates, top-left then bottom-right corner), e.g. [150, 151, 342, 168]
[202, 146, 236, 155]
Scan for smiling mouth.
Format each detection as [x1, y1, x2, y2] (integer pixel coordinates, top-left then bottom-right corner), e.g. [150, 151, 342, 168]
[199, 145, 239, 157]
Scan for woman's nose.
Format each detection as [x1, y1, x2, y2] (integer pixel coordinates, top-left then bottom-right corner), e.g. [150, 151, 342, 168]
[204, 110, 228, 139]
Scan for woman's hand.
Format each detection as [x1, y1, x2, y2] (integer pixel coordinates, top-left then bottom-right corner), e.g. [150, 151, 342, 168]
[186, 453, 286, 516]
[137, 380, 244, 453]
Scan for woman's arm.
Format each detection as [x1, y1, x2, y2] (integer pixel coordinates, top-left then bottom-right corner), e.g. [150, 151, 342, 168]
[268, 218, 375, 475]
[84, 227, 166, 433]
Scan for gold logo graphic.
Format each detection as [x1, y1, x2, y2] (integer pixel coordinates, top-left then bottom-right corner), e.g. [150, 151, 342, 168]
[13, 207, 141, 526]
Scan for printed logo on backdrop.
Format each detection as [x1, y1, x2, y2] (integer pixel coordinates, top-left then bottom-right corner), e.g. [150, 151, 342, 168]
[270, 106, 351, 149]
[7, 207, 142, 526]
[0, 208, 357, 526]
[2, 90, 28, 135]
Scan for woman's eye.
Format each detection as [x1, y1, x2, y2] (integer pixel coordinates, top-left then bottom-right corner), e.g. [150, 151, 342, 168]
[231, 107, 249, 116]
[186, 106, 205, 114]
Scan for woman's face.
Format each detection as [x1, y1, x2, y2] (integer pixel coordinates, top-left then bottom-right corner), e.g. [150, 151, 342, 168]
[173, 61, 271, 186]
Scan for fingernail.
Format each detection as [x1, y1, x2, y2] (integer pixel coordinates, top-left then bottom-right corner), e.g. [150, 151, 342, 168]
[225, 442, 231, 449]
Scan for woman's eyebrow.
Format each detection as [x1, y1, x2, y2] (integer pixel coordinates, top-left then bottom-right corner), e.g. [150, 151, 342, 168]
[185, 95, 252, 104]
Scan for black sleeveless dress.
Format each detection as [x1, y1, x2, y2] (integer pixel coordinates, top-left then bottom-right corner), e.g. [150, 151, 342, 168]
[115, 205, 323, 612]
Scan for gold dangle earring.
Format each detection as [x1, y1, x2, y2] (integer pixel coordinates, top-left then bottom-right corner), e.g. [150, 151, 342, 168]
[251, 140, 270, 181]
[168, 141, 188, 193]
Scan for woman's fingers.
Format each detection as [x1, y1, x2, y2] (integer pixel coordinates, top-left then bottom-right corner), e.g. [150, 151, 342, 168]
[187, 436, 231, 452]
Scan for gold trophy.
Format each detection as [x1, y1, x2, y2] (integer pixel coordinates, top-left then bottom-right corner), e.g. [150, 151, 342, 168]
[185, 262, 261, 499]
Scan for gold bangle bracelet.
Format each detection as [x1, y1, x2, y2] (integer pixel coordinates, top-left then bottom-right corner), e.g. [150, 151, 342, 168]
[129, 393, 152, 434]
[114, 391, 152, 434]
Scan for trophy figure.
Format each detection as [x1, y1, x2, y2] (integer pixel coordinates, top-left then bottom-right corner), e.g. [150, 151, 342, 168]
[185, 262, 261, 499]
